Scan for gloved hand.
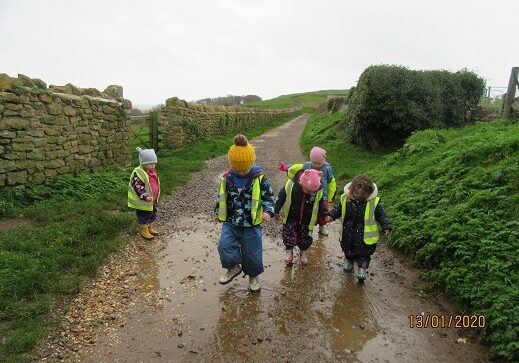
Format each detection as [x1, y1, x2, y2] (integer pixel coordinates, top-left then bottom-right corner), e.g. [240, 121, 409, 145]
[278, 162, 289, 172]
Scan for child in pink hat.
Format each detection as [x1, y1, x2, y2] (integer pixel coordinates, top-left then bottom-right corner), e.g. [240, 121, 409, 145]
[278, 146, 337, 236]
[274, 169, 330, 265]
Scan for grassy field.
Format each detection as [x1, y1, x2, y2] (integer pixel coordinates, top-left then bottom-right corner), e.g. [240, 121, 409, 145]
[300, 112, 519, 361]
[245, 89, 348, 110]
[0, 113, 298, 363]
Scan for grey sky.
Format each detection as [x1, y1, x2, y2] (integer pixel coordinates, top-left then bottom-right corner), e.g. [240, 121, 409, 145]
[1, 0, 517, 106]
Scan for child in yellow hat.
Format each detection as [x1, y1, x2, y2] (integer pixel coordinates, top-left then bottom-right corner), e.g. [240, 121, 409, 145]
[215, 134, 275, 292]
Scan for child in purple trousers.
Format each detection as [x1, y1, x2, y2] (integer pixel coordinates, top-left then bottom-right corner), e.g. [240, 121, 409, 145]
[274, 169, 329, 265]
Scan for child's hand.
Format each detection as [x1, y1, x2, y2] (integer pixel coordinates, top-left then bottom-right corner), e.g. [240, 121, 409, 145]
[262, 213, 271, 223]
[324, 216, 333, 223]
[274, 213, 281, 221]
[145, 196, 153, 202]
[383, 229, 391, 236]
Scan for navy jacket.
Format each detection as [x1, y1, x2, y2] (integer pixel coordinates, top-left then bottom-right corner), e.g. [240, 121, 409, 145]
[330, 184, 391, 247]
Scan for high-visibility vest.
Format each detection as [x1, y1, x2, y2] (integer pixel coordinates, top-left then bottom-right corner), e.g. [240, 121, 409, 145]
[287, 163, 337, 202]
[340, 194, 381, 244]
[217, 175, 264, 225]
[281, 179, 323, 232]
[127, 166, 160, 211]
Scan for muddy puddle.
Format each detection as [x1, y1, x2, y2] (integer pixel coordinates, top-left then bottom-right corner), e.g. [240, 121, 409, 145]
[94, 211, 393, 362]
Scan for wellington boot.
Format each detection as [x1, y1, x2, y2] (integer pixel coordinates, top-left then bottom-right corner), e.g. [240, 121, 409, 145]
[140, 225, 155, 240]
[148, 224, 158, 236]
[284, 249, 294, 265]
[300, 250, 309, 265]
[219, 265, 242, 285]
[356, 267, 367, 281]
[249, 276, 261, 292]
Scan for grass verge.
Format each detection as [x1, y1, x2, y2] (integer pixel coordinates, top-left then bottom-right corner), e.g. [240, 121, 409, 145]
[301, 112, 519, 361]
[0, 113, 298, 362]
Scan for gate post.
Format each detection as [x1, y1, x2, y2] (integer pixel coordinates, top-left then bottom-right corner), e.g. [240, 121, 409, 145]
[150, 111, 161, 151]
[503, 67, 518, 118]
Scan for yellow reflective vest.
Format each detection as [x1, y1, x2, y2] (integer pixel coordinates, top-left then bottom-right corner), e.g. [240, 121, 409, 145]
[287, 163, 337, 202]
[340, 194, 381, 245]
[281, 179, 323, 232]
[127, 166, 160, 211]
[217, 175, 264, 225]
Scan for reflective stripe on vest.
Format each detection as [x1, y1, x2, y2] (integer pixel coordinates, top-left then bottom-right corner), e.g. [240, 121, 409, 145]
[218, 175, 264, 225]
[281, 179, 323, 232]
[340, 194, 381, 245]
[128, 166, 159, 211]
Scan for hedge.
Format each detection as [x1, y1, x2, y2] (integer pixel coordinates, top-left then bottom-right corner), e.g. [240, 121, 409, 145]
[345, 65, 485, 149]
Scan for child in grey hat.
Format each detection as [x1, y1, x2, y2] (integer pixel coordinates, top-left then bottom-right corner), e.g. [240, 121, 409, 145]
[128, 147, 161, 239]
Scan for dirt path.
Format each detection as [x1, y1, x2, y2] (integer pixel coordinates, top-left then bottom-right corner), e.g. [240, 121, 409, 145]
[38, 115, 490, 362]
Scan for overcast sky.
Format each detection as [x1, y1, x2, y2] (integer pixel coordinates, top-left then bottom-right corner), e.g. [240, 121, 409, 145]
[1, 0, 518, 106]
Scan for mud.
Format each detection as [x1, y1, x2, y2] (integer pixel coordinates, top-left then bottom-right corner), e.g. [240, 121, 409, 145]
[0, 217, 37, 230]
[37, 115, 491, 362]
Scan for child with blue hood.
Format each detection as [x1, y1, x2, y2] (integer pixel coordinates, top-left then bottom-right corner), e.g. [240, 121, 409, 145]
[215, 134, 275, 292]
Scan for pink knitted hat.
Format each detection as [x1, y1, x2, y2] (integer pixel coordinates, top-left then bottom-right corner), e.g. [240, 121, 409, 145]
[299, 169, 323, 192]
[310, 146, 327, 164]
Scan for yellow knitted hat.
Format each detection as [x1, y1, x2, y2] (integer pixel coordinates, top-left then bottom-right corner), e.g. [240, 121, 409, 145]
[228, 134, 256, 172]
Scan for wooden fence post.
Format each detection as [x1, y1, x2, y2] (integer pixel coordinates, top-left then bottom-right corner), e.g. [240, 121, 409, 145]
[150, 110, 161, 151]
[503, 67, 518, 118]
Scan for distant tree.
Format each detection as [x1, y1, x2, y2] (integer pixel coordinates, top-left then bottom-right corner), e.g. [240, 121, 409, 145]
[150, 104, 164, 111]
[243, 95, 262, 103]
[195, 95, 262, 106]
[130, 108, 144, 116]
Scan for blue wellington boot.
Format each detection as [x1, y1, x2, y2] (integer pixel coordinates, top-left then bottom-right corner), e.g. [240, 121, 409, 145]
[342, 259, 353, 272]
[356, 267, 367, 281]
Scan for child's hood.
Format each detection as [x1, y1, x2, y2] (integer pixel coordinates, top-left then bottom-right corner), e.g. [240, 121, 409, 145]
[343, 182, 378, 201]
[227, 164, 263, 188]
[230, 164, 262, 178]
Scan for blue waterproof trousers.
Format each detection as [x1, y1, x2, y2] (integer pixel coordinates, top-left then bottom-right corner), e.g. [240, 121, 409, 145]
[218, 222, 263, 277]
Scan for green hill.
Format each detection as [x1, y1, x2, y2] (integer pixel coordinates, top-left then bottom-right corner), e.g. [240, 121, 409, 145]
[301, 113, 519, 360]
[245, 89, 348, 110]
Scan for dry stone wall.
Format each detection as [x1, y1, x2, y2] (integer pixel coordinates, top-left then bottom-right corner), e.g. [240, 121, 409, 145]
[161, 97, 300, 149]
[0, 73, 132, 188]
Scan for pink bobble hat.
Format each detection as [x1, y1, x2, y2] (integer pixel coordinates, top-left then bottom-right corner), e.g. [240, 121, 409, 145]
[299, 169, 323, 192]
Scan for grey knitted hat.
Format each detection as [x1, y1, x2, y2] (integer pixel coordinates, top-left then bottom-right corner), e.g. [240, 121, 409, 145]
[136, 147, 157, 166]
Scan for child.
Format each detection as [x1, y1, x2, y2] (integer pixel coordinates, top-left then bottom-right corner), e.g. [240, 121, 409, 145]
[128, 147, 160, 240]
[215, 134, 275, 292]
[325, 175, 391, 281]
[278, 146, 336, 236]
[274, 168, 329, 265]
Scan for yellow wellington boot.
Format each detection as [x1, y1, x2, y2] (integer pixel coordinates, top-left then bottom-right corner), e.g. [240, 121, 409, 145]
[140, 225, 154, 240]
[148, 223, 158, 236]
